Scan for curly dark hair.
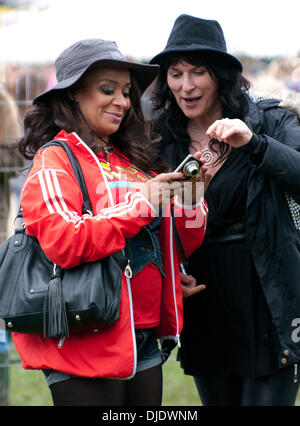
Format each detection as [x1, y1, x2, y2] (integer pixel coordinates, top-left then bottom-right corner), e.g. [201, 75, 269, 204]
[18, 71, 167, 174]
[152, 52, 251, 164]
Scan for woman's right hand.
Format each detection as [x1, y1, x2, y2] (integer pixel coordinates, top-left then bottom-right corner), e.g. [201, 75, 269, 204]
[140, 172, 185, 210]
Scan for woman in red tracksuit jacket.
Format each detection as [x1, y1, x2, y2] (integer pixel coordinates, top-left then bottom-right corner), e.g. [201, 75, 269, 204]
[13, 38, 208, 406]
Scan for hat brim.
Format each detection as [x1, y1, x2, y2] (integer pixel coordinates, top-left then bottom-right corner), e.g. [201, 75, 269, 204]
[149, 46, 242, 71]
[33, 59, 160, 104]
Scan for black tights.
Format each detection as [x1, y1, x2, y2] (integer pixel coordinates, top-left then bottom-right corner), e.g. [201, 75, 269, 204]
[194, 365, 299, 406]
[49, 365, 162, 406]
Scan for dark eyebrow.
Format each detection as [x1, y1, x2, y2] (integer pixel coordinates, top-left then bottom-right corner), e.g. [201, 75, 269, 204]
[168, 66, 181, 71]
[168, 64, 206, 71]
[97, 78, 131, 86]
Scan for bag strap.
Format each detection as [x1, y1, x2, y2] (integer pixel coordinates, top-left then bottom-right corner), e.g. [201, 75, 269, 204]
[17, 139, 92, 217]
[42, 140, 93, 215]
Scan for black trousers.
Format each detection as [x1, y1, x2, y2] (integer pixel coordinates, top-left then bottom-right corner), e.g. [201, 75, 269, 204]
[194, 365, 299, 406]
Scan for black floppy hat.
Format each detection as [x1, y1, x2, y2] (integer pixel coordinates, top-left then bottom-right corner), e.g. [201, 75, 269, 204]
[149, 14, 242, 71]
[34, 39, 160, 104]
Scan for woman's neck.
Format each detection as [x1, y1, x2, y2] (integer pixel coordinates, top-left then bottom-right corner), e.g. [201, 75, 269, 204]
[186, 109, 229, 177]
[96, 134, 110, 147]
[188, 109, 223, 135]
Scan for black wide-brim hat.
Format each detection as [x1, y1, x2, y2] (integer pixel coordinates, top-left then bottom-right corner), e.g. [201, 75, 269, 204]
[149, 14, 242, 71]
[34, 39, 160, 104]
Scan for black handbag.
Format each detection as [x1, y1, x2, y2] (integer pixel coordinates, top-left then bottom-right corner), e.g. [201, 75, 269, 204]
[0, 140, 127, 341]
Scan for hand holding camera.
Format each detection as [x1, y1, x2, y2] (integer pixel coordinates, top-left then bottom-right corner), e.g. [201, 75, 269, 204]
[174, 154, 203, 179]
[139, 152, 206, 210]
[174, 152, 207, 206]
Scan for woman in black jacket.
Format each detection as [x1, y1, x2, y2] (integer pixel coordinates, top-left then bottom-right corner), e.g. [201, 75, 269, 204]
[149, 14, 300, 406]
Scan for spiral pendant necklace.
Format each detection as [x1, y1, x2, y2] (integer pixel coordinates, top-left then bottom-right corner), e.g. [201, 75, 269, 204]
[190, 136, 217, 167]
[198, 146, 215, 166]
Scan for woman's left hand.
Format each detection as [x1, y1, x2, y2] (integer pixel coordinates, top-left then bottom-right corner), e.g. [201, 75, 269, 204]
[206, 118, 253, 148]
[181, 272, 206, 297]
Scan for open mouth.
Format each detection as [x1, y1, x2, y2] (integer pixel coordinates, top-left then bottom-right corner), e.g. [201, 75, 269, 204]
[182, 96, 201, 105]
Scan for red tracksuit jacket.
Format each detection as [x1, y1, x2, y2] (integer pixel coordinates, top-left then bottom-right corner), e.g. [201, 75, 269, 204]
[13, 130, 208, 378]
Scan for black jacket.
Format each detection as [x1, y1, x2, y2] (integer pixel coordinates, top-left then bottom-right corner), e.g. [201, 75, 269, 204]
[159, 96, 300, 369]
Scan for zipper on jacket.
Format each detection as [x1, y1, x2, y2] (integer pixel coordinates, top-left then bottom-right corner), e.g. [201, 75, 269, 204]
[125, 260, 133, 279]
[125, 275, 137, 379]
[169, 216, 181, 347]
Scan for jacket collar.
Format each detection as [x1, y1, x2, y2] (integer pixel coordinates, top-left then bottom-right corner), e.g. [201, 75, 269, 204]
[245, 94, 265, 134]
[54, 130, 108, 165]
[54, 130, 88, 153]
[245, 93, 285, 134]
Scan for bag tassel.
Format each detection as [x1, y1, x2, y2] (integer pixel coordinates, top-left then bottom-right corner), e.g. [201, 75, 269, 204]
[43, 265, 69, 340]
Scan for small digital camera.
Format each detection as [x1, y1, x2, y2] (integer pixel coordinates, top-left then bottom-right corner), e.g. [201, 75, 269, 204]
[174, 154, 202, 179]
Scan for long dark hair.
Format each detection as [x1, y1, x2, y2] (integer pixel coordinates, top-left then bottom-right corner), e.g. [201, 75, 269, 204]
[152, 52, 251, 164]
[18, 71, 167, 173]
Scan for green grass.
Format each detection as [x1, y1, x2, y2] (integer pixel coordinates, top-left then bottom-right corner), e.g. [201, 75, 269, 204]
[9, 364, 52, 406]
[162, 353, 201, 406]
[5, 344, 300, 406]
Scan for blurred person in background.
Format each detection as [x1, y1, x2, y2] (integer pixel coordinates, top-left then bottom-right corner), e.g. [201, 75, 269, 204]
[7, 67, 51, 205]
[149, 14, 300, 406]
[13, 67, 50, 121]
[250, 57, 300, 98]
[0, 83, 23, 406]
